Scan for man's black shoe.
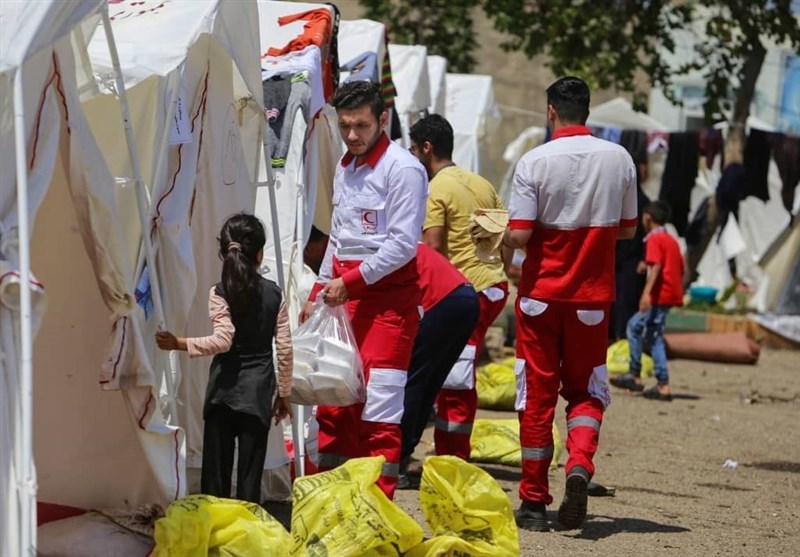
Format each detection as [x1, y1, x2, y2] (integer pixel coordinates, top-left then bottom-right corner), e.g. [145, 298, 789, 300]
[557, 468, 589, 529]
[514, 500, 548, 532]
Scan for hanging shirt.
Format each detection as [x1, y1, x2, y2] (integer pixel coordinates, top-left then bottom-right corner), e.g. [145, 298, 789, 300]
[509, 125, 638, 303]
[261, 45, 325, 118]
[310, 133, 428, 299]
[267, 8, 335, 99]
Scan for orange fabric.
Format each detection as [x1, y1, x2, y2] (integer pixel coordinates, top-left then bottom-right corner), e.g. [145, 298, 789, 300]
[266, 8, 334, 99]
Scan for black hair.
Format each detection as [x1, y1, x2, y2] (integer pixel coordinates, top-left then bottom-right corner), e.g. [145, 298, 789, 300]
[218, 213, 266, 314]
[409, 114, 454, 159]
[307, 225, 328, 244]
[643, 200, 671, 225]
[546, 76, 591, 124]
[331, 81, 385, 120]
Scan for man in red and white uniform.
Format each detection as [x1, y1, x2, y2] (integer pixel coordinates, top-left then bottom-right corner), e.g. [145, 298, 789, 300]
[504, 77, 637, 531]
[300, 81, 428, 499]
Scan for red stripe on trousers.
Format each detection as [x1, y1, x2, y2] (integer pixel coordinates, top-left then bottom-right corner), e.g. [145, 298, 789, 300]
[516, 298, 609, 505]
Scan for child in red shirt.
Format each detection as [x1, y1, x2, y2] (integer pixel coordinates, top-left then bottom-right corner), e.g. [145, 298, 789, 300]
[612, 201, 684, 401]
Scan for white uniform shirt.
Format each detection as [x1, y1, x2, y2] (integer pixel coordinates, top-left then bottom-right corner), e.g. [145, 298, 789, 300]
[315, 133, 428, 294]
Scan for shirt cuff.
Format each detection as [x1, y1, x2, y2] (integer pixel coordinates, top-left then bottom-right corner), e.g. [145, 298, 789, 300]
[308, 282, 325, 302]
[341, 265, 368, 297]
[620, 217, 638, 227]
[509, 219, 535, 230]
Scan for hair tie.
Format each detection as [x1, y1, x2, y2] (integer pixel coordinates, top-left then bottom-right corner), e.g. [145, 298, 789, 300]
[227, 241, 242, 251]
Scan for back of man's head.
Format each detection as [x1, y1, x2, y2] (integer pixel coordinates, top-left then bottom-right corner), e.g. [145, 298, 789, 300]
[546, 77, 591, 125]
[331, 81, 384, 120]
[643, 200, 672, 225]
[409, 114, 454, 159]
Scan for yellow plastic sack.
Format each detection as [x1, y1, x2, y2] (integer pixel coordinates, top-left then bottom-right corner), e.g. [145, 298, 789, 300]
[476, 357, 516, 410]
[607, 339, 654, 377]
[153, 494, 290, 557]
[470, 419, 562, 470]
[406, 456, 519, 557]
[289, 456, 423, 556]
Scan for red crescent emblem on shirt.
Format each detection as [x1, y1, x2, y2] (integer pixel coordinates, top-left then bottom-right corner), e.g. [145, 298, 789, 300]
[362, 210, 377, 225]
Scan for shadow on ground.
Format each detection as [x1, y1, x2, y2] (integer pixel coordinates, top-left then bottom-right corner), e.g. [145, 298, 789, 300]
[562, 514, 691, 540]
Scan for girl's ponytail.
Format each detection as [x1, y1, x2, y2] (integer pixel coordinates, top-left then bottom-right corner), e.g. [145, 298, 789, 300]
[218, 214, 267, 314]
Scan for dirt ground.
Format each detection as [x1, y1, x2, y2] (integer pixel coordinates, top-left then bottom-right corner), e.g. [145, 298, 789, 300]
[393, 348, 800, 556]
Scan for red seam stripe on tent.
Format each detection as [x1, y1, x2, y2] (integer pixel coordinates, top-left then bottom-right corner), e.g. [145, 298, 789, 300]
[28, 57, 59, 171]
[100, 315, 128, 384]
[138, 392, 155, 429]
[152, 70, 210, 236]
[173, 429, 181, 500]
[0, 271, 45, 290]
[188, 67, 211, 224]
[51, 53, 70, 137]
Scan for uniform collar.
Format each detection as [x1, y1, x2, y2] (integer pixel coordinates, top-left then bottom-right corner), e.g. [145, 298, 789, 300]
[341, 132, 390, 169]
[551, 125, 593, 140]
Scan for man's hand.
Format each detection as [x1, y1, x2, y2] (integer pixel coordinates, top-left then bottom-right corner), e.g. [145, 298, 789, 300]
[321, 277, 348, 307]
[639, 293, 652, 313]
[299, 301, 314, 324]
[272, 396, 293, 425]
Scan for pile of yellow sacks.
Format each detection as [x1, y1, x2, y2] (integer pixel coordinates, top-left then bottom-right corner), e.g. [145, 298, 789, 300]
[153, 456, 519, 557]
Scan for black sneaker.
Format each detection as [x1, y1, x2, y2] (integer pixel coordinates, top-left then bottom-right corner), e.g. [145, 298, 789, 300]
[609, 373, 644, 392]
[558, 468, 589, 529]
[514, 500, 548, 532]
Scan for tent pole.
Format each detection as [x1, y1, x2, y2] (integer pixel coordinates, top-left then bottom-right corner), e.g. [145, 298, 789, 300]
[100, 11, 180, 426]
[13, 67, 36, 557]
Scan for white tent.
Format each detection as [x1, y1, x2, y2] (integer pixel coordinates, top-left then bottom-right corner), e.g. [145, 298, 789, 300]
[388, 44, 431, 146]
[88, 0, 300, 500]
[338, 19, 386, 84]
[0, 1, 168, 553]
[445, 73, 501, 177]
[427, 55, 447, 115]
[588, 97, 669, 131]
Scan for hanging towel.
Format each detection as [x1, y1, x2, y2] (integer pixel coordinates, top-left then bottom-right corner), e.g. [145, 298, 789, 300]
[771, 134, 800, 216]
[620, 130, 648, 165]
[699, 128, 724, 168]
[659, 131, 699, 236]
[743, 129, 773, 202]
[342, 52, 379, 83]
[715, 162, 746, 238]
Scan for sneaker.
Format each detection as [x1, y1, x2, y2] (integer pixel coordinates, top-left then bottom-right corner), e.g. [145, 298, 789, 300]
[514, 500, 548, 532]
[558, 468, 589, 529]
[609, 373, 644, 392]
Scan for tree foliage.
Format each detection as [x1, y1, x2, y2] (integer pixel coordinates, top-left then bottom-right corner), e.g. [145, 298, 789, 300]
[360, 0, 800, 126]
[359, 0, 482, 73]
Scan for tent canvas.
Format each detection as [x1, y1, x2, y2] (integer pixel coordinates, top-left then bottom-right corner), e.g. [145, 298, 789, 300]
[88, 0, 300, 499]
[445, 73, 501, 177]
[0, 1, 159, 554]
[427, 55, 447, 116]
[388, 44, 431, 146]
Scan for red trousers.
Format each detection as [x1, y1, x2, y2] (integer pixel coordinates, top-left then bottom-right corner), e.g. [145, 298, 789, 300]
[515, 297, 611, 505]
[435, 282, 508, 459]
[315, 258, 419, 500]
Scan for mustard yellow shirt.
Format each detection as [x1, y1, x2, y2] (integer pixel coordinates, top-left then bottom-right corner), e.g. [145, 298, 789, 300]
[423, 166, 507, 292]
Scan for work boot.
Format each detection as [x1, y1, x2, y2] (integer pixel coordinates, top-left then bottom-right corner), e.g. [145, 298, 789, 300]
[558, 467, 589, 529]
[514, 500, 548, 532]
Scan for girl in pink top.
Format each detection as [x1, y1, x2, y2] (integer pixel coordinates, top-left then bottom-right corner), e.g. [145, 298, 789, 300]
[156, 213, 292, 503]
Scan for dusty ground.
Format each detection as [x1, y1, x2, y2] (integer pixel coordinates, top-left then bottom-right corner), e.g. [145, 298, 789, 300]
[393, 348, 800, 556]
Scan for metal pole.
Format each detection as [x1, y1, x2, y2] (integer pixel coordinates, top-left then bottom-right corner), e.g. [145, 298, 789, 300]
[100, 11, 179, 425]
[13, 67, 36, 557]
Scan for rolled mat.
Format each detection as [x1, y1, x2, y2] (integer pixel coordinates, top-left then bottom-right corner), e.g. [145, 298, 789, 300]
[664, 332, 760, 365]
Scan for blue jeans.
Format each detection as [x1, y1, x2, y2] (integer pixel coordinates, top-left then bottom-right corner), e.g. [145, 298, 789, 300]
[626, 305, 670, 385]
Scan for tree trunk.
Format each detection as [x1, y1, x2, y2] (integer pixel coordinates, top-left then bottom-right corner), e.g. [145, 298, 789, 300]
[727, 38, 767, 164]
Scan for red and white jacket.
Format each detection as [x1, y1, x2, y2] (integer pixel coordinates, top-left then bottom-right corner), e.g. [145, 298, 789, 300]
[508, 126, 637, 303]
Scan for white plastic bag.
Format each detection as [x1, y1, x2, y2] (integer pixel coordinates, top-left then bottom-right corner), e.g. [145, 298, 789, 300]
[291, 298, 366, 406]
